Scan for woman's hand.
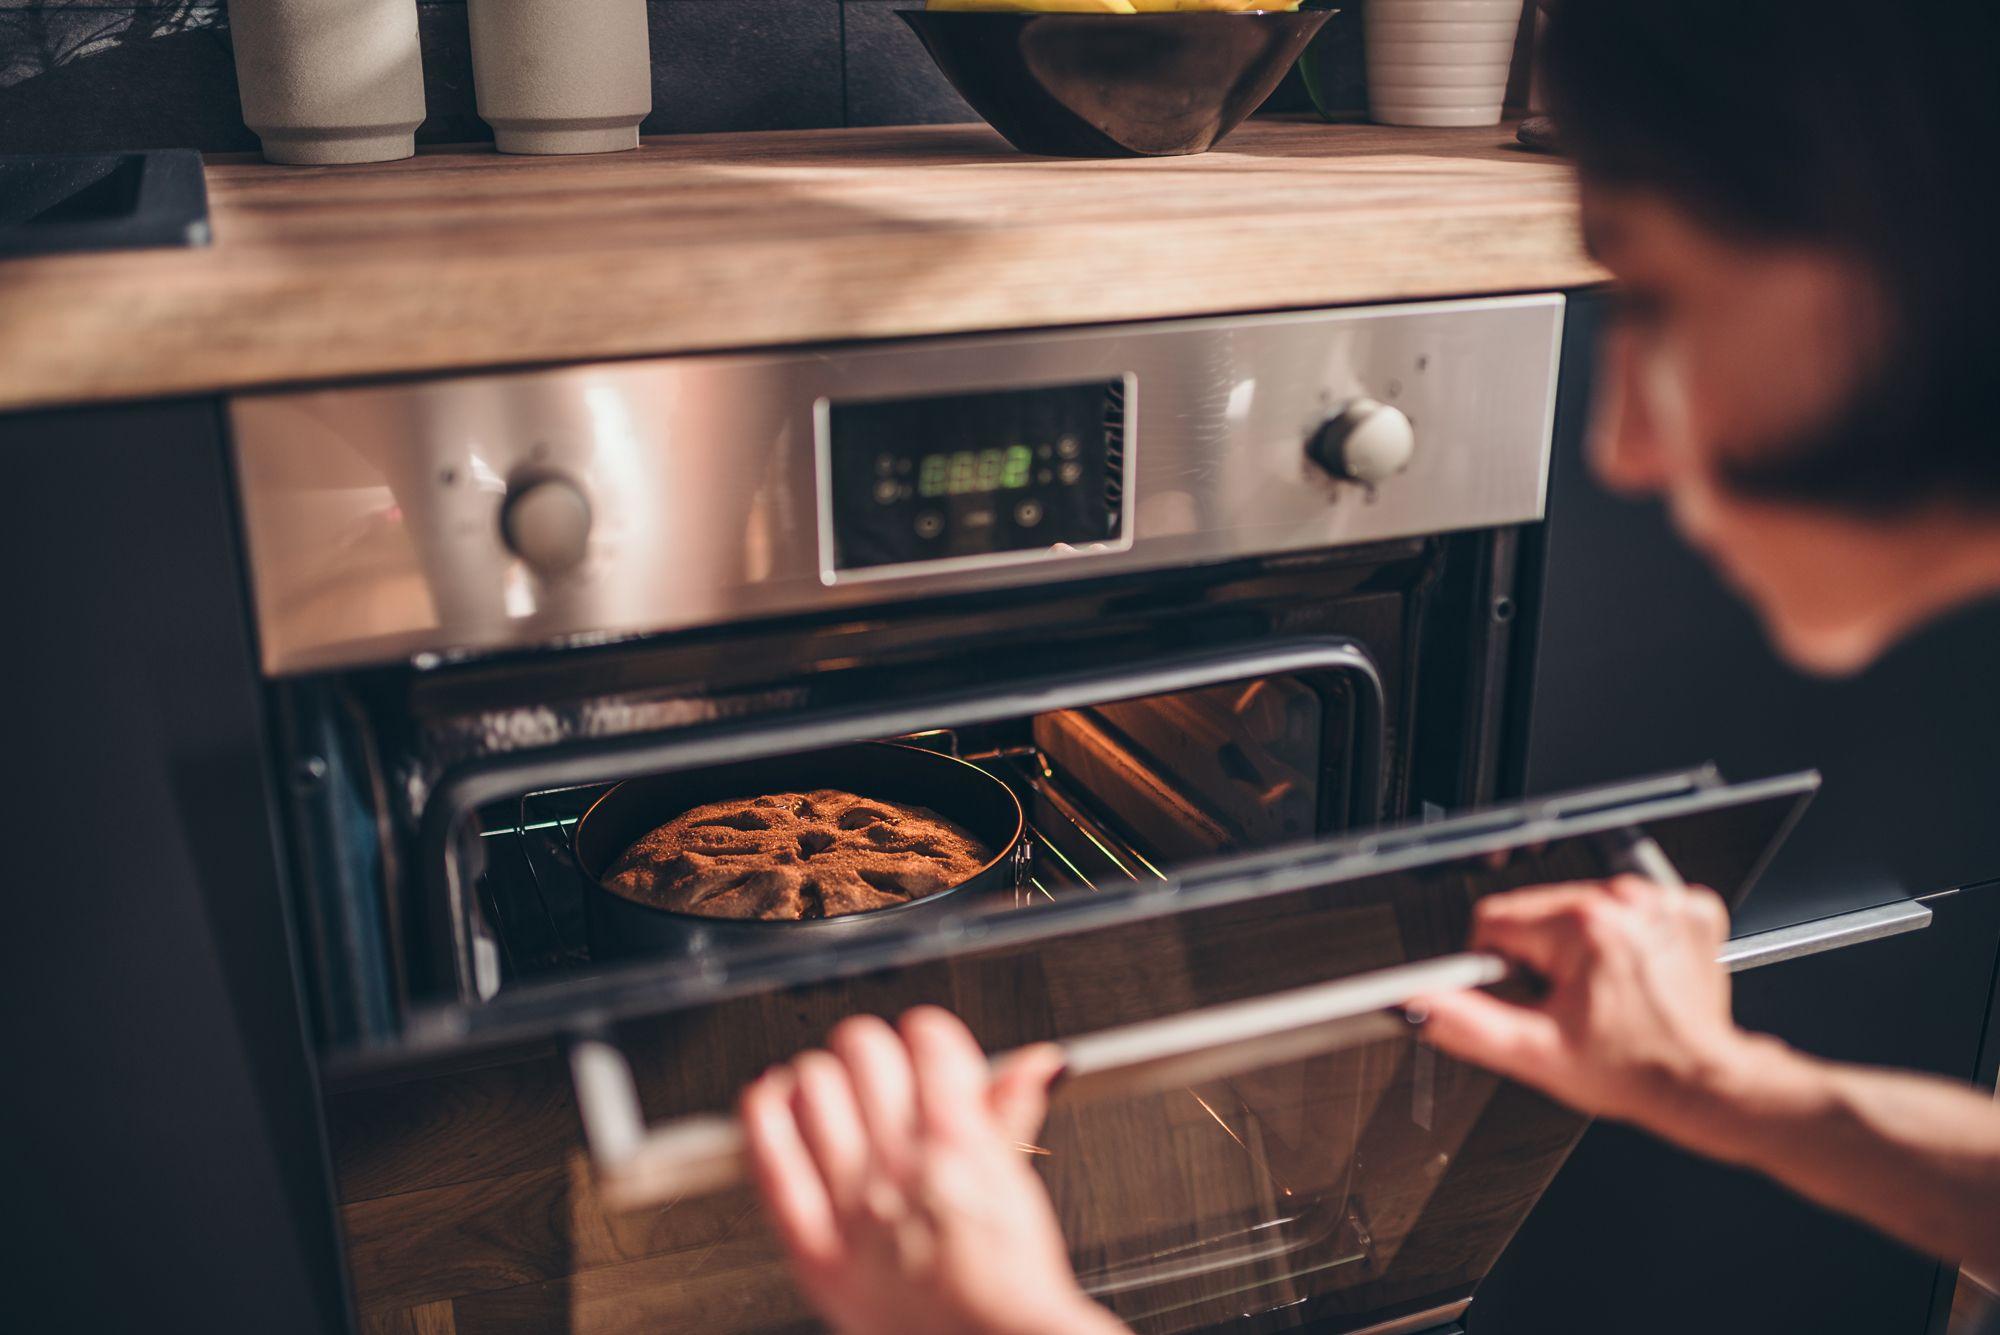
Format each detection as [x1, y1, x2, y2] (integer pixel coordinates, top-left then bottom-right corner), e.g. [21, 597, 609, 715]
[741, 1006, 1124, 1335]
[1411, 874, 1753, 1130]
[1417, 875, 2000, 1284]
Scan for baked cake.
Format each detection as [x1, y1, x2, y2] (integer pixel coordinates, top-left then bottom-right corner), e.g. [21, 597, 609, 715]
[602, 788, 992, 920]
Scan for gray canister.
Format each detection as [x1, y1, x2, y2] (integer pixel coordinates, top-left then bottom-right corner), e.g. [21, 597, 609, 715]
[467, 0, 653, 155]
[228, 0, 427, 165]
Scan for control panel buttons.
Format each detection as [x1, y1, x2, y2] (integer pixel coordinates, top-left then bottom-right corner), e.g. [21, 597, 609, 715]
[825, 377, 1125, 574]
[1307, 398, 1417, 485]
[500, 474, 592, 574]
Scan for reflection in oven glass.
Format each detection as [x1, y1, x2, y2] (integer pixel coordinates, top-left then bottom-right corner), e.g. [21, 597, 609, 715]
[562, 832, 1539, 1335]
[1045, 1040, 1501, 1333]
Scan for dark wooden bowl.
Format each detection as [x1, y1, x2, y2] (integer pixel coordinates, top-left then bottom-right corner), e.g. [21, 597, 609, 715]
[899, 9, 1334, 158]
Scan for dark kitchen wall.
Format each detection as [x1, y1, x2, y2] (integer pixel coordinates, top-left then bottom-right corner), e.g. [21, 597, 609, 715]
[0, 0, 1359, 157]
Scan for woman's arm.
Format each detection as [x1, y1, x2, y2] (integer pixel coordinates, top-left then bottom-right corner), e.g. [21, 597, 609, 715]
[1672, 1034, 2000, 1284]
[1413, 875, 2000, 1285]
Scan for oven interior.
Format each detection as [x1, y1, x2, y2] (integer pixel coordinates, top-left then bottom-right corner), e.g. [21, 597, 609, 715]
[464, 671, 1368, 998]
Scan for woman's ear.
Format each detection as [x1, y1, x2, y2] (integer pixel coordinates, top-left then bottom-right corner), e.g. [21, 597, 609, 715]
[1589, 320, 1672, 498]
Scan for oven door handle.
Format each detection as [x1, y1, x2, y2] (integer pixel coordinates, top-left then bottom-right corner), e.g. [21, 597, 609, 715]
[567, 895, 1940, 1212]
[567, 949, 1509, 1211]
[566, 876, 1938, 1213]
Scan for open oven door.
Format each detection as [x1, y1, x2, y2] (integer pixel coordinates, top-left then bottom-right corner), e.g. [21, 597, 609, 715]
[543, 767, 1902, 1335]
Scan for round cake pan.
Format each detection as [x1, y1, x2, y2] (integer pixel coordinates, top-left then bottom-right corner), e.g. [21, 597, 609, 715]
[573, 741, 1025, 961]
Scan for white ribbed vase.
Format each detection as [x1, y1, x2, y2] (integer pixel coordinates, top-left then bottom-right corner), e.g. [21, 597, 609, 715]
[467, 0, 652, 155]
[1364, 0, 1526, 128]
[228, 0, 426, 165]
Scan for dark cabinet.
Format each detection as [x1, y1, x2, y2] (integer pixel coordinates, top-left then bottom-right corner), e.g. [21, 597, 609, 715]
[0, 402, 347, 1335]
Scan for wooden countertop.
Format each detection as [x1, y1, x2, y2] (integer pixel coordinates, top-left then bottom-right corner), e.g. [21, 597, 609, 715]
[0, 118, 1604, 413]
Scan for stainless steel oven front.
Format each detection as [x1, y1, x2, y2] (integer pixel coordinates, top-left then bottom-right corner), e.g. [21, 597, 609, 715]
[230, 295, 1561, 677]
[229, 294, 1922, 1335]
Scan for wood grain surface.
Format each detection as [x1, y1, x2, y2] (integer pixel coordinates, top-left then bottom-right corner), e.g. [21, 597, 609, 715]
[0, 119, 1602, 413]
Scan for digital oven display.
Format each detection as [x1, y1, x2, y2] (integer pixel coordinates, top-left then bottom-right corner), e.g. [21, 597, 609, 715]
[825, 378, 1126, 574]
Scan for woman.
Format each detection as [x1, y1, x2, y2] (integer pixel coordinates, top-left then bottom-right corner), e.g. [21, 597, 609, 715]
[740, 0, 2000, 1330]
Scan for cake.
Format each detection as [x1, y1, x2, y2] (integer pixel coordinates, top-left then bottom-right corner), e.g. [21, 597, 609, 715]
[601, 788, 993, 920]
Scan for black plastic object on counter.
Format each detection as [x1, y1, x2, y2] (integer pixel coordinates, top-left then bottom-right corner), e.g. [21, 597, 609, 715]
[899, 9, 1333, 157]
[0, 149, 209, 257]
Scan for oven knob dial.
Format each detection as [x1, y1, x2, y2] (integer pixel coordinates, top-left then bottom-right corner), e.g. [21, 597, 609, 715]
[1308, 399, 1416, 485]
[500, 475, 592, 575]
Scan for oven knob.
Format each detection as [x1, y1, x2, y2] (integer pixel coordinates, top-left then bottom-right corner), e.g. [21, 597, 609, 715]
[500, 475, 592, 574]
[1307, 399, 1416, 485]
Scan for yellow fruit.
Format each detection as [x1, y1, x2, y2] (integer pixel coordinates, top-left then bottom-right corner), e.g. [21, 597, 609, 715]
[927, 0, 1140, 11]
[1128, 0, 1302, 9]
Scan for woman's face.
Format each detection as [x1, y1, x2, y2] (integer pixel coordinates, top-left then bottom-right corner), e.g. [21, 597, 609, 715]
[1581, 184, 1998, 675]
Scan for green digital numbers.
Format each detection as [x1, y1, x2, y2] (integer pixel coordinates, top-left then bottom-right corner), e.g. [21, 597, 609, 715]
[948, 452, 977, 495]
[1001, 444, 1032, 489]
[915, 443, 1058, 498]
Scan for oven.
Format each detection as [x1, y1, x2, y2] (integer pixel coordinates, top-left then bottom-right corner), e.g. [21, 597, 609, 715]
[222, 294, 1891, 1334]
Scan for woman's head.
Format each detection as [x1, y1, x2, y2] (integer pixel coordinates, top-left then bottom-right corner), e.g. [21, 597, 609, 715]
[1541, 0, 2000, 673]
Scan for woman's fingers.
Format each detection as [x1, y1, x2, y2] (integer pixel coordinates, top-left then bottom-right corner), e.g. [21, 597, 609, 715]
[829, 1014, 919, 1178]
[987, 1042, 1064, 1146]
[741, 1069, 841, 1269]
[791, 1049, 874, 1214]
[1411, 988, 1564, 1085]
[1473, 882, 1609, 925]
[835, 1010, 1058, 1151]
[1471, 905, 1591, 979]
[901, 1005, 992, 1144]
[1472, 883, 1638, 980]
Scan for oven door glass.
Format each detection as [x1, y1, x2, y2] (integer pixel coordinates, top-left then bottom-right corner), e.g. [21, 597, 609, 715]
[543, 769, 1814, 1335]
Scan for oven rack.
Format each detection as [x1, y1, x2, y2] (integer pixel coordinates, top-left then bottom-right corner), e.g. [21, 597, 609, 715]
[470, 740, 1175, 988]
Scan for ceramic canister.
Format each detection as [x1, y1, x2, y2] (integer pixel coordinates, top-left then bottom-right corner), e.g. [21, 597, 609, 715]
[1364, 0, 1526, 128]
[228, 0, 427, 165]
[467, 0, 653, 155]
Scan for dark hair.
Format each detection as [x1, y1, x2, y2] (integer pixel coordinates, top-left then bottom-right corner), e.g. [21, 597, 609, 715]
[1541, 0, 2000, 510]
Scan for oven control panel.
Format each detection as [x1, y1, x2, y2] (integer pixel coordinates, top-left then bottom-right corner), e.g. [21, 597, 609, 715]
[822, 378, 1128, 578]
[229, 294, 1563, 675]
